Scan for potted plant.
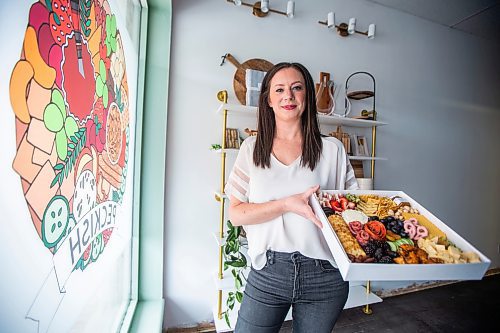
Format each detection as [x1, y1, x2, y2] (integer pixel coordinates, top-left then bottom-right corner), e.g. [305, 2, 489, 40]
[221, 220, 248, 328]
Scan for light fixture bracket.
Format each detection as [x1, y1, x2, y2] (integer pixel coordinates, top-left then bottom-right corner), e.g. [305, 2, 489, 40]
[252, 2, 268, 18]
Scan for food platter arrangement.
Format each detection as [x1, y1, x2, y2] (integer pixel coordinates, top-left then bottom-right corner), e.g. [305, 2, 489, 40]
[310, 190, 490, 281]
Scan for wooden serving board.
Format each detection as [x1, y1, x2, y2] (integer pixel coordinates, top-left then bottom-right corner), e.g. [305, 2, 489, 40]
[225, 53, 273, 105]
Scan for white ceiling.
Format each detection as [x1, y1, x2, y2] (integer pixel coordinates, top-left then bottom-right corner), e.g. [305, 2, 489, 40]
[365, 0, 500, 43]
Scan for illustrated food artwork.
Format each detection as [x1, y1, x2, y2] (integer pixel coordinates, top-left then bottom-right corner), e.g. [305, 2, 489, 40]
[9, 0, 130, 271]
[317, 192, 481, 265]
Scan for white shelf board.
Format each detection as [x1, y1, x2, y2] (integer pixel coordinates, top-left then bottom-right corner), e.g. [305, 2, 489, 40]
[212, 268, 250, 291]
[212, 232, 226, 247]
[217, 103, 257, 116]
[217, 103, 388, 127]
[344, 285, 382, 309]
[317, 113, 388, 127]
[350, 156, 387, 161]
[212, 148, 239, 155]
[211, 231, 248, 247]
[214, 191, 227, 200]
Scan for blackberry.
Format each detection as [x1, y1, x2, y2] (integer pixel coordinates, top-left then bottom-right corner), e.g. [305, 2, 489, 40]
[372, 240, 388, 249]
[362, 242, 378, 257]
[374, 247, 383, 260]
[381, 242, 391, 253]
[368, 216, 379, 221]
[378, 256, 394, 264]
[386, 250, 398, 258]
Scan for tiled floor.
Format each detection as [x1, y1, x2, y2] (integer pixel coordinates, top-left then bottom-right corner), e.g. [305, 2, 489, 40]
[278, 273, 500, 332]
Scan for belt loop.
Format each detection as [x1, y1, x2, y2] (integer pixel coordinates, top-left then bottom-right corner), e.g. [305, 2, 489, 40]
[267, 250, 274, 264]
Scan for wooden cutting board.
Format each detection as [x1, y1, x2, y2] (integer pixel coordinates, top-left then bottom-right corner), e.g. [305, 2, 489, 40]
[225, 53, 273, 105]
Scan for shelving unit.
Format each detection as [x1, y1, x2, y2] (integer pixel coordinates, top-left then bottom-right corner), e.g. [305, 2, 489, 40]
[344, 71, 379, 180]
[212, 90, 386, 331]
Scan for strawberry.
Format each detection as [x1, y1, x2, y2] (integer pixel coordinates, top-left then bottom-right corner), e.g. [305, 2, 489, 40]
[330, 200, 343, 212]
[339, 197, 349, 211]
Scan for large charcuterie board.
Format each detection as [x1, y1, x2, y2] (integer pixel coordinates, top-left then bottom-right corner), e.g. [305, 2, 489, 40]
[310, 190, 490, 281]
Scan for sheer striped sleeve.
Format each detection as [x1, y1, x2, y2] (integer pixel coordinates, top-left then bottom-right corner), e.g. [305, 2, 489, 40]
[345, 158, 359, 190]
[224, 138, 252, 202]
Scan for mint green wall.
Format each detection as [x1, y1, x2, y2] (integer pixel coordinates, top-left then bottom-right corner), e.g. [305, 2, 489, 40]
[130, 0, 171, 331]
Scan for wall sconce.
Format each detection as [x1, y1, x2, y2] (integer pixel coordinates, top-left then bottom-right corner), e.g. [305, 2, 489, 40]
[319, 12, 375, 39]
[228, 0, 295, 18]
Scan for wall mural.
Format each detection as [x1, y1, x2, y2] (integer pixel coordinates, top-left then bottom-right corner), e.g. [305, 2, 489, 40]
[9, 0, 130, 286]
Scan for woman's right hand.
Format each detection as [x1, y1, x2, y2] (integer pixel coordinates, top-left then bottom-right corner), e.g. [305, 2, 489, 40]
[284, 185, 323, 228]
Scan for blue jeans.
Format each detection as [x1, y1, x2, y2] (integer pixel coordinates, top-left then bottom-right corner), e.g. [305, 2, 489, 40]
[234, 250, 349, 333]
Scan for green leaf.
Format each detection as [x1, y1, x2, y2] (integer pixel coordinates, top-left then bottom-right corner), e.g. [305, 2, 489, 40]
[70, 135, 78, 144]
[235, 275, 242, 290]
[223, 312, 231, 328]
[45, 0, 52, 12]
[50, 174, 60, 188]
[227, 293, 235, 310]
[236, 291, 243, 303]
[240, 253, 247, 267]
[86, 18, 91, 27]
[54, 163, 64, 170]
[52, 12, 61, 25]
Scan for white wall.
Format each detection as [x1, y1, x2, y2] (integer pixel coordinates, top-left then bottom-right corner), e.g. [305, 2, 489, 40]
[164, 0, 500, 329]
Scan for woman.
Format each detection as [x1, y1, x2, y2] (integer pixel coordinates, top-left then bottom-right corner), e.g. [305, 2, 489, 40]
[225, 62, 358, 333]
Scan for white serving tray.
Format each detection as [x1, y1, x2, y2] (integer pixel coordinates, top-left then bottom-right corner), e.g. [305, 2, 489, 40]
[310, 190, 491, 281]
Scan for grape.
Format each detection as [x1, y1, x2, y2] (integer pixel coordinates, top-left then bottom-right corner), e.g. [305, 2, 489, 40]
[96, 75, 104, 97]
[51, 89, 66, 118]
[43, 103, 64, 132]
[64, 116, 78, 138]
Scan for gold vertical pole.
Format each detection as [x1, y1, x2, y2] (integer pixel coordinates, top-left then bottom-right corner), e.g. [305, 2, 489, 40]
[216, 91, 228, 320]
[362, 280, 373, 314]
[370, 126, 376, 179]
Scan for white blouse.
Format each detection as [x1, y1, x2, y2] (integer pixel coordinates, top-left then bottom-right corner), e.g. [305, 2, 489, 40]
[225, 135, 359, 270]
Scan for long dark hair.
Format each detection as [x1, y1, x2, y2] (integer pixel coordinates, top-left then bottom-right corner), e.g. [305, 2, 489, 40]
[253, 62, 323, 170]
